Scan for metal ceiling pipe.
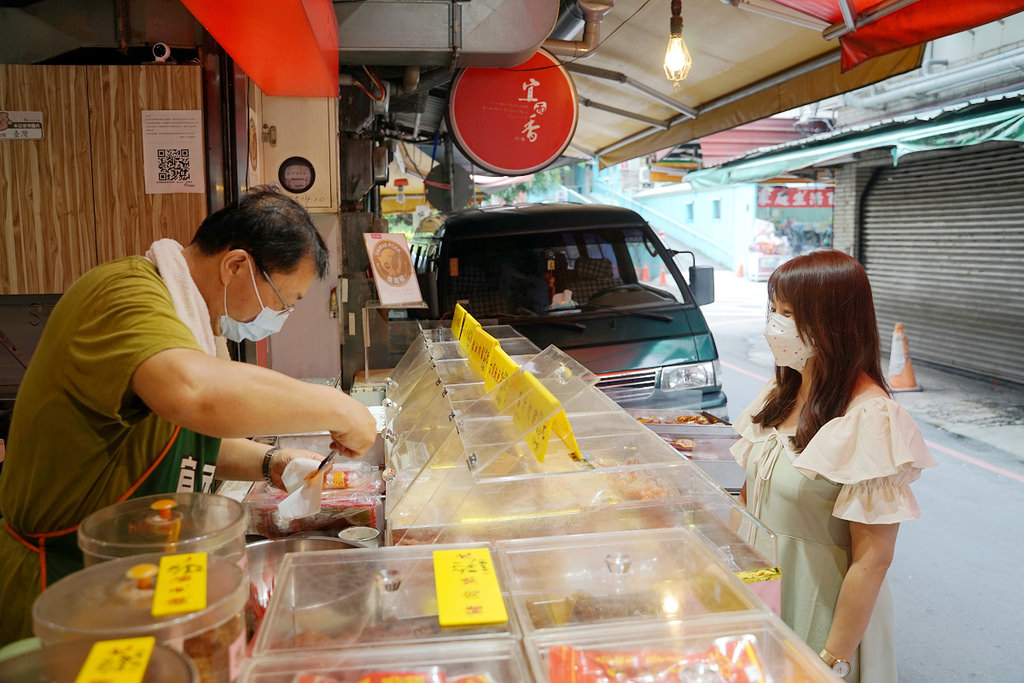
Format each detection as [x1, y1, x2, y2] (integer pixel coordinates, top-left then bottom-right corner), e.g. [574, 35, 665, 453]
[721, 0, 828, 31]
[543, 0, 615, 59]
[845, 45, 1024, 109]
[566, 62, 699, 118]
[579, 97, 671, 129]
[822, 0, 922, 40]
[595, 50, 841, 157]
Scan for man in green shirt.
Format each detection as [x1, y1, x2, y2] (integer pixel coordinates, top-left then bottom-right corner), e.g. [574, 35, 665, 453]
[0, 189, 377, 644]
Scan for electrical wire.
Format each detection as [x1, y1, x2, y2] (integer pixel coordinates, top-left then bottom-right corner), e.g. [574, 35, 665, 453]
[354, 65, 387, 101]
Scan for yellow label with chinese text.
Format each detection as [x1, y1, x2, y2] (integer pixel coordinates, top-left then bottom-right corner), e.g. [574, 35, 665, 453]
[433, 547, 508, 627]
[451, 303, 467, 339]
[459, 319, 480, 352]
[467, 327, 499, 376]
[551, 410, 582, 461]
[152, 553, 207, 617]
[512, 372, 560, 462]
[74, 637, 156, 683]
[484, 346, 519, 391]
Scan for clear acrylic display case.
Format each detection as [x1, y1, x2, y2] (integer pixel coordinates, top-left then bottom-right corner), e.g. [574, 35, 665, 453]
[241, 638, 530, 683]
[495, 528, 767, 635]
[380, 326, 779, 607]
[524, 614, 838, 683]
[250, 542, 517, 658]
[626, 408, 746, 493]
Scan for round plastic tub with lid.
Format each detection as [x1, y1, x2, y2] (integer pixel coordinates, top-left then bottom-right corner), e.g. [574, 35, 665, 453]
[77, 492, 247, 566]
[33, 551, 247, 683]
[0, 639, 199, 683]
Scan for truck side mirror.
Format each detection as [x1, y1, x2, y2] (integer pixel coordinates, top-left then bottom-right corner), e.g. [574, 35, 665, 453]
[689, 265, 715, 306]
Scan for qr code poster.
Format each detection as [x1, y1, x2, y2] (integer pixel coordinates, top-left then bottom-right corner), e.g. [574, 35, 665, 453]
[141, 110, 205, 194]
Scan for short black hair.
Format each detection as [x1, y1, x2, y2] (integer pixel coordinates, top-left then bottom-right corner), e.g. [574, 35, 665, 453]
[190, 187, 328, 278]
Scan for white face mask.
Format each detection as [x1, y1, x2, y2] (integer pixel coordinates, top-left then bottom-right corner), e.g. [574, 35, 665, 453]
[219, 260, 289, 342]
[764, 312, 814, 371]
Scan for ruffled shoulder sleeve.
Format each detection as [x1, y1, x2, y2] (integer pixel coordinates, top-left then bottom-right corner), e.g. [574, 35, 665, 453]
[729, 381, 776, 468]
[793, 397, 938, 524]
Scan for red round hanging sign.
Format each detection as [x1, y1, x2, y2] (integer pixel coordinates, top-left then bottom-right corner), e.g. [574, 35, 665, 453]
[448, 49, 578, 176]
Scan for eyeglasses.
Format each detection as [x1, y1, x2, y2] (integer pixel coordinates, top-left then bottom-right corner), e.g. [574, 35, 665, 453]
[259, 268, 295, 316]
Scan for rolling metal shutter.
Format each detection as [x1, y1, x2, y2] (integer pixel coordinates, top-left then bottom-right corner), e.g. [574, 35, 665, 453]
[860, 143, 1024, 385]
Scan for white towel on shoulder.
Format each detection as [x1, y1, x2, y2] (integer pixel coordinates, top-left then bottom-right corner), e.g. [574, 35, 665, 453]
[145, 238, 229, 359]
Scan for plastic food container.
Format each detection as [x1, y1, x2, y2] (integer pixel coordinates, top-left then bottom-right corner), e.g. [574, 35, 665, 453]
[240, 638, 529, 683]
[0, 640, 198, 683]
[78, 492, 247, 566]
[524, 614, 838, 683]
[33, 552, 247, 683]
[251, 542, 517, 657]
[494, 527, 766, 636]
[245, 535, 362, 637]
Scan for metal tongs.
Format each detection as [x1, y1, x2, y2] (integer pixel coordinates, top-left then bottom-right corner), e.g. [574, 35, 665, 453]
[301, 448, 340, 487]
[278, 448, 340, 520]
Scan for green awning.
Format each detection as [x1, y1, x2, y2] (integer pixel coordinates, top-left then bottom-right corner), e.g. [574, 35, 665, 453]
[685, 98, 1024, 189]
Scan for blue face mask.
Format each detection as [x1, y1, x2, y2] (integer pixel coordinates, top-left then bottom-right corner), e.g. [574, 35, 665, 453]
[219, 259, 290, 342]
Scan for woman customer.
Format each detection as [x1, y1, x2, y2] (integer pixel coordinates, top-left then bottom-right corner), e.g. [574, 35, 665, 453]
[731, 249, 936, 681]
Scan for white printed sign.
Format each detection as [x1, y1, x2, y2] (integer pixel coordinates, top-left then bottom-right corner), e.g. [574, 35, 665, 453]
[363, 233, 426, 308]
[141, 110, 205, 194]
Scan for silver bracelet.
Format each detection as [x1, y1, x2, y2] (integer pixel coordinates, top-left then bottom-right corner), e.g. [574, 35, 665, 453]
[262, 447, 280, 486]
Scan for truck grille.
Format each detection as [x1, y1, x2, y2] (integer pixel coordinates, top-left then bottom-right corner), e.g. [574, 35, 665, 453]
[595, 368, 658, 402]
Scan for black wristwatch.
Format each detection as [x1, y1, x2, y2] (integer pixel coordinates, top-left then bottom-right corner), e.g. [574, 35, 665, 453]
[819, 648, 851, 678]
[262, 447, 280, 486]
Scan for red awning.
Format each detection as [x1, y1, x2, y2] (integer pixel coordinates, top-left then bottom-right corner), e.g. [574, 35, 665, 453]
[766, 0, 1024, 70]
[179, 0, 339, 97]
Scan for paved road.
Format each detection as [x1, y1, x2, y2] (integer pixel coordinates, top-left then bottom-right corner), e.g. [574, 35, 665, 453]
[702, 269, 1024, 682]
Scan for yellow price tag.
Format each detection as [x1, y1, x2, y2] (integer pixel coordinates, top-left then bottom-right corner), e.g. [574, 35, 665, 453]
[512, 372, 561, 462]
[459, 320, 481, 352]
[551, 410, 582, 460]
[433, 547, 508, 627]
[74, 637, 156, 683]
[484, 346, 519, 391]
[467, 327, 499, 375]
[451, 303, 467, 339]
[152, 553, 207, 617]
[494, 369, 520, 413]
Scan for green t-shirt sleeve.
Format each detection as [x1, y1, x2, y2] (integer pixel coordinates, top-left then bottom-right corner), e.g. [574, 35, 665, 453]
[63, 260, 203, 426]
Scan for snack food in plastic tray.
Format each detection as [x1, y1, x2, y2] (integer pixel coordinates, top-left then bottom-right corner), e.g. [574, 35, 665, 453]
[245, 465, 383, 538]
[548, 635, 766, 683]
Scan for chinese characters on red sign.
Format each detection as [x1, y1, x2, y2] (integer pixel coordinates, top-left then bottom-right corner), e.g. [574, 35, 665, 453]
[518, 78, 547, 143]
[757, 186, 834, 209]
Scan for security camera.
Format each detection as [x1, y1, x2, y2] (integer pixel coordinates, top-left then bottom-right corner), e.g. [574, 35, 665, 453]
[152, 43, 171, 63]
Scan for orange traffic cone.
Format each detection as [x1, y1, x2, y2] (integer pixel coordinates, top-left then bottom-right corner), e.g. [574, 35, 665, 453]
[737, 263, 745, 278]
[658, 266, 668, 286]
[641, 262, 650, 282]
[887, 322, 921, 392]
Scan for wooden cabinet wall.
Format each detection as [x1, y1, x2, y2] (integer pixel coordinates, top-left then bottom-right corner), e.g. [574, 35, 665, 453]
[0, 64, 206, 295]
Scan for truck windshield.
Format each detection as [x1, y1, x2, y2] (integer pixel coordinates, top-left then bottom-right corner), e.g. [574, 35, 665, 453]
[440, 226, 688, 318]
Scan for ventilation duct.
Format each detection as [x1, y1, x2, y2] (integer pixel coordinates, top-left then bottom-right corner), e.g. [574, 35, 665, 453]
[335, 0, 559, 68]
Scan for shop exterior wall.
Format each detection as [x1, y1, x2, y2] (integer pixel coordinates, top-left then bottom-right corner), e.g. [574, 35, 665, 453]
[832, 149, 894, 258]
[631, 184, 758, 270]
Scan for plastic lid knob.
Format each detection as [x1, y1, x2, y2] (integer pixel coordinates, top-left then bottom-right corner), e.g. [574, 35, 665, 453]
[126, 563, 160, 589]
[150, 499, 179, 520]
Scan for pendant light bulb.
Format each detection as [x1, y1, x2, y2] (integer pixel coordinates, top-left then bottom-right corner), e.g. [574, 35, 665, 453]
[664, 0, 691, 87]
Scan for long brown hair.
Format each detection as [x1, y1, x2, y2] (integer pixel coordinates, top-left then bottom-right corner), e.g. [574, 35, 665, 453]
[752, 249, 890, 451]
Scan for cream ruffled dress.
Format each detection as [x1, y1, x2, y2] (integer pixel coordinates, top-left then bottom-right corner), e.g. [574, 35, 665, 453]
[730, 383, 937, 683]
